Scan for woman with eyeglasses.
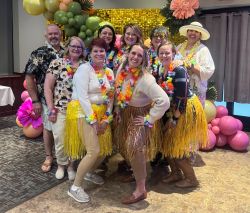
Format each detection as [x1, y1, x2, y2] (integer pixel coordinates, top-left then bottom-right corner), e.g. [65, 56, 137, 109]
[148, 26, 168, 77]
[65, 38, 115, 203]
[98, 24, 118, 70]
[113, 24, 143, 74]
[44, 36, 86, 180]
[114, 43, 169, 204]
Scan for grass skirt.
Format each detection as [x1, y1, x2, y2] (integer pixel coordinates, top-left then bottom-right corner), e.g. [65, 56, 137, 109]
[162, 95, 208, 158]
[64, 100, 112, 160]
[113, 105, 162, 161]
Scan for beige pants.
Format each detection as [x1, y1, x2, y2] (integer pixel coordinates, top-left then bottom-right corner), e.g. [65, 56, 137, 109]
[51, 112, 68, 165]
[74, 118, 104, 187]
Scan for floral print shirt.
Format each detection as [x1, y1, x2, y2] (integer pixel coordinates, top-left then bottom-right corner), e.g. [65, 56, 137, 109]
[47, 58, 84, 113]
[24, 44, 64, 104]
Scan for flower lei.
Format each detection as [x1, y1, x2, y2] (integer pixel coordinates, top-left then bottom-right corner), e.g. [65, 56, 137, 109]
[148, 47, 161, 77]
[115, 65, 140, 109]
[91, 63, 114, 105]
[144, 114, 153, 128]
[106, 50, 115, 66]
[158, 63, 175, 96]
[178, 40, 200, 67]
[65, 57, 83, 77]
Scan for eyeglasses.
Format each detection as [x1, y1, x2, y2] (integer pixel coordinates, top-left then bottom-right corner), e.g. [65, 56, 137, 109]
[69, 45, 83, 50]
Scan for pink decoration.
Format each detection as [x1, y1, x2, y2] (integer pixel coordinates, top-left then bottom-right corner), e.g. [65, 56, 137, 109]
[21, 90, 30, 102]
[23, 80, 27, 89]
[216, 105, 228, 118]
[219, 116, 238, 136]
[23, 124, 43, 138]
[211, 118, 220, 127]
[228, 131, 249, 151]
[236, 119, 243, 131]
[216, 133, 227, 147]
[115, 34, 122, 49]
[17, 98, 42, 129]
[201, 129, 216, 151]
[211, 126, 220, 135]
[208, 123, 212, 130]
[170, 0, 199, 19]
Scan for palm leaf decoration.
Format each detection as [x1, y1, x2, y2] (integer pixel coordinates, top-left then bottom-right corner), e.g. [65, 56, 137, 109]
[206, 81, 218, 102]
[75, 0, 93, 12]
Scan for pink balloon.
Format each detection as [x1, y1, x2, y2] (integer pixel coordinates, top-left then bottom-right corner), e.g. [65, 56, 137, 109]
[115, 34, 122, 49]
[23, 80, 27, 89]
[21, 90, 30, 102]
[201, 129, 216, 151]
[216, 105, 228, 118]
[228, 130, 249, 151]
[219, 116, 238, 136]
[208, 123, 212, 130]
[235, 119, 243, 130]
[216, 133, 227, 147]
[211, 118, 220, 126]
[212, 126, 220, 135]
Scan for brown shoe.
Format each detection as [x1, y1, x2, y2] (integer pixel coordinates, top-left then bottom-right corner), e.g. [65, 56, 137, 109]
[120, 174, 135, 183]
[121, 192, 147, 204]
[162, 172, 183, 184]
[175, 178, 199, 188]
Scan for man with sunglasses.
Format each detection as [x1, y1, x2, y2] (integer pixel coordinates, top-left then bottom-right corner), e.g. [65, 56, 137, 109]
[24, 24, 64, 173]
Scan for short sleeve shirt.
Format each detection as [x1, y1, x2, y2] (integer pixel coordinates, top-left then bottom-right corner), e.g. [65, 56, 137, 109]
[24, 44, 64, 104]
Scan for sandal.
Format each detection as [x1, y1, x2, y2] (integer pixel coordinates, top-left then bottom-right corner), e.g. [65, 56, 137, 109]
[41, 156, 53, 173]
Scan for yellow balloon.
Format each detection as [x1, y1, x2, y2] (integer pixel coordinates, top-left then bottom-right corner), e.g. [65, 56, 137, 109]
[204, 100, 217, 123]
[23, 0, 45, 16]
[45, 0, 60, 13]
[144, 38, 151, 48]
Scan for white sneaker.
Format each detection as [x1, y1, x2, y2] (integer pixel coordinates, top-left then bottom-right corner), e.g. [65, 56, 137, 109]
[68, 187, 90, 203]
[55, 166, 65, 179]
[84, 172, 104, 185]
[67, 169, 76, 181]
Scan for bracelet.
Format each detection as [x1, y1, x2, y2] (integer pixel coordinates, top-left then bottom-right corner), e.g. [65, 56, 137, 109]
[144, 115, 153, 128]
[32, 100, 40, 104]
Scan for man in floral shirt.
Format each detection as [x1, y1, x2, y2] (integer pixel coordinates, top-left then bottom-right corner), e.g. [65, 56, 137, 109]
[24, 24, 64, 172]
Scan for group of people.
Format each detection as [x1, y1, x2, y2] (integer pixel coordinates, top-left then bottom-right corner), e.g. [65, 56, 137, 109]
[24, 20, 215, 204]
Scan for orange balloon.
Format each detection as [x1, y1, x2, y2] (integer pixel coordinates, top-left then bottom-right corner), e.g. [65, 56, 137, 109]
[16, 117, 23, 128]
[23, 125, 43, 138]
[59, 2, 68, 11]
[62, 0, 72, 5]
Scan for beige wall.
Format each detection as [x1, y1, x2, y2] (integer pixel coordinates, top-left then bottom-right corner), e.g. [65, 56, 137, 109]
[13, 0, 250, 73]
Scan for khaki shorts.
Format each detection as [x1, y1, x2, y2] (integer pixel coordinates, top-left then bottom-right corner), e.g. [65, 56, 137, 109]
[42, 104, 52, 131]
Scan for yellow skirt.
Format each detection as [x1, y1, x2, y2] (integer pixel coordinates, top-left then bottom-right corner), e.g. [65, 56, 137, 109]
[113, 105, 163, 161]
[64, 100, 112, 160]
[162, 95, 208, 158]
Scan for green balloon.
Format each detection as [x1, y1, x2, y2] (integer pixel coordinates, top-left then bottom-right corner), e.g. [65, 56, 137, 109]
[66, 12, 74, 19]
[45, 0, 59, 13]
[85, 29, 92, 37]
[80, 25, 87, 32]
[86, 16, 101, 31]
[78, 31, 86, 40]
[64, 26, 78, 37]
[43, 10, 54, 21]
[84, 36, 93, 48]
[68, 2, 82, 15]
[60, 16, 68, 25]
[68, 18, 76, 26]
[54, 10, 66, 24]
[74, 15, 86, 29]
[93, 30, 98, 38]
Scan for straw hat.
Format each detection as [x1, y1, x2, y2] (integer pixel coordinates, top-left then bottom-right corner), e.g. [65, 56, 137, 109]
[179, 21, 210, 40]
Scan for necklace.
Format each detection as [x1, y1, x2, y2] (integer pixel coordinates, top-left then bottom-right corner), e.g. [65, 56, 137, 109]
[158, 63, 175, 96]
[91, 63, 114, 105]
[149, 47, 161, 77]
[115, 65, 140, 109]
[178, 40, 200, 66]
[65, 57, 83, 77]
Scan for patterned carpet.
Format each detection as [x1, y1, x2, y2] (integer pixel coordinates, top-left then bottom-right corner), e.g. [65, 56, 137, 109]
[0, 116, 64, 213]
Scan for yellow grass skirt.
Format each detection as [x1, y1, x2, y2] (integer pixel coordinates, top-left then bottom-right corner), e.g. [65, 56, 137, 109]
[64, 100, 112, 160]
[162, 95, 208, 158]
[113, 105, 163, 161]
